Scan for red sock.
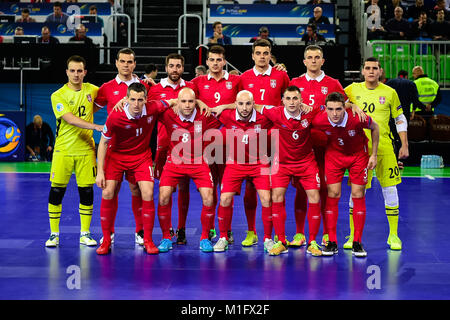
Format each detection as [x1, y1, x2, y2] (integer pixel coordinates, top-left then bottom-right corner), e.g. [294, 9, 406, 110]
[110, 194, 118, 233]
[307, 202, 321, 244]
[352, 197, 366, 243]
[320, 187, 328, 234]
[261, 205, 273, 240]
[132, 194, 143, 233]
[272, 201, 287, 244]
[100, 198, 115, 243]
[218, 204, 232, 240]
[243, 182, 257, 232]
[157, 202, 172, 239]
[325, 197, 340, 243]
[177, 189, 190, 230]
[228, 198, 234, 230]
[200, 205, 215, 240]
[294, 188, 307, 234]
[142, 200, 155, 242]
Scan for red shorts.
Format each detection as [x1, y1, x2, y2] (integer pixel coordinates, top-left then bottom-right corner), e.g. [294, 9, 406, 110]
[325, 150, 369, 185]
[271, 154, 320, 190]
[221, 164, 271, 194]
[104, 152, 154, 185]
[292, 146, 326, 190]
[159, 162, 214, 189]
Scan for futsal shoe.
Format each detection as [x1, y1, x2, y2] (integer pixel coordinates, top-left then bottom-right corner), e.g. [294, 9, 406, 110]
[176, 228, 187, 245]
[158, 238, 173, 253]
[352, 241, 367, 257]
[322, 241, 338, 256]
[307, 240, 323, 256]
[264, 238, 276, 253]
[343, 235, 354, 250]
[100, 233, 115, 245]
[289, 233, 306, 247]
[387, 234, 402, 250]
[96, 240, 111, 255]
[241, 231, 258, 247]
[227, 230, 234, 244]
[80, 232, 97, 246]
[45, 233, 59, 247]
[321, 234, 329, 246]
[143, 240, 159, 255]
[208, 229, 217, 241]
[269, 241, 289, 256]
[213, 237, 229, 252]
[169, 227, 175, 240]
[199, 239, 214, 252]
[135, 230, 144, 246]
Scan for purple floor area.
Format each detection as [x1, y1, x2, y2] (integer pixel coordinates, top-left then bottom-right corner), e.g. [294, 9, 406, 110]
[1, 172, 449, 300]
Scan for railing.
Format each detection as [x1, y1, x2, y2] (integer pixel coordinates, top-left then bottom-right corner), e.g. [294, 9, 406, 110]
[106, 13, 131, 63]
[195, 44, 243, 74]
[352, 0, 366, 64]
[178, 14, 203, 54]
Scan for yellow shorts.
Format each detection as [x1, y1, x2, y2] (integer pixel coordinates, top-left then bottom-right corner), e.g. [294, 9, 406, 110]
[50, 152, 97, 187]
[366, 151, 401, 189]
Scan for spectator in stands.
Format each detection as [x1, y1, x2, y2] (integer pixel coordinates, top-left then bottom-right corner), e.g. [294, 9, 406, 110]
[25, 115, 54, 162]
[108, 0, 123, 14]
[14, 26, 24, 36]
[195, 65, 208, 77]
[412, 65, 442, 117]
[16, 8, 36, 23]
[307, 0, 328, 4]
[249, 26, 274, 46]
[432, 0, 450, 20]
[38, 26, 60, 44]
[385, 6, 411, 40]
[367, 0, 387, 40]
[386, 70, 425, 122]
[429, 9, 450, 40]
[308, 6, 330, 24]
[45, 2, 69, 25]
[407, 0, 430, 21]
[208, 21, 232, 45]
[301, 23, 326, 43]
[69, 24, 94, 46]
[411, 11, 432, 38]
[384, 0, 407, 21]
[141, 63, 158, 80]
[66, 0, 78, 2]
[89, 5, 104, 28]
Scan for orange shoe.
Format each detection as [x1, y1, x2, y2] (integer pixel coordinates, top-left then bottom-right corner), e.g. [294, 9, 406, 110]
[144, 240, 159, 255]
[96, 240, 111, 255]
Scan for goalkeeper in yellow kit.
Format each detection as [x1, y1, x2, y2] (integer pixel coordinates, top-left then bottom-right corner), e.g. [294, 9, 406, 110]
[45, 55, 103, 247]
[344, 57, 409, 250]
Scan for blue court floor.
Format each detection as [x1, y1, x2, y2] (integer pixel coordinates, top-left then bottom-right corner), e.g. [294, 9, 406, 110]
[0, 168, 450, 300]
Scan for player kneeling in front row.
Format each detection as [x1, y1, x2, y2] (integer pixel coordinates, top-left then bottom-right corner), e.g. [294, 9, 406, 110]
[96, 83, 173, 255]
[312, 92, 379, 257]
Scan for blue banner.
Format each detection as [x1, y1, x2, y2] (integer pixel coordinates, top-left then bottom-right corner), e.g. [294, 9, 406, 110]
[210, 4, 334, 19]
[0, 3, 111, 16]
[0, 111, 26, 162]
[0, 22, 102, 36]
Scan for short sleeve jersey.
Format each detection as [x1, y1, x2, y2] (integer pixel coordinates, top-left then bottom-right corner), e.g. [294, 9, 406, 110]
[51, 82, 98, 155]
[344, 82, 402, 155]
[239, 66, 290, 106]
[217, 109, 272, 165]
[102, 100, 168, 156]
[261, 105, 321, 164]
[312, 109, 372, 155]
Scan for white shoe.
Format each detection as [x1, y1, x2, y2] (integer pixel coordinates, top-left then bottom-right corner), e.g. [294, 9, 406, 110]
[80, 232, 97, 246]
[135, 230, 144, 246]
[213, 237, 229, 252]
[45, 233, 59, 247]
[100, 232, 115, 245]
[264, 238, 275, 253]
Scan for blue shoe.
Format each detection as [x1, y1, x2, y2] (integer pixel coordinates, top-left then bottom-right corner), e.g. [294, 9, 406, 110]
[158, 238, 173, 253]
[199, 239, 213, 252]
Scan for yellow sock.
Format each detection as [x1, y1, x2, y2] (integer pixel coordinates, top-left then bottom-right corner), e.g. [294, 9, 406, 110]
[349, 207, 354, 237]
[48, 203, 61, 234]
[79, 204, 93, 233]
[386, 206, 399, 236]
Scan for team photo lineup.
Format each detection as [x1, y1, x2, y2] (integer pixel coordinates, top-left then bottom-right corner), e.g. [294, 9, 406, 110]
[46, 40, 409, 259]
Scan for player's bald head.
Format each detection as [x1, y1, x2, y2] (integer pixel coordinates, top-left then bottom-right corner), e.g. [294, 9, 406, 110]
[236, 90, 254, 102]
[177, 87, 196, 100]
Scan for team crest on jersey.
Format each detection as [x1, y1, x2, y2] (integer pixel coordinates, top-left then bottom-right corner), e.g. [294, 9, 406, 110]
[113, 91, 120, 96]
[254, 124, 261, 133]
[379, 96, 386, 104]
[270, 79, 277, 88]
[195, 123, 202, 133]
[301, 119, 309, 128]
[86, 94, 92, 102]
[226, 81, 232, 90]
[348, 130, 356, 137]
[321, 87, 328, 95]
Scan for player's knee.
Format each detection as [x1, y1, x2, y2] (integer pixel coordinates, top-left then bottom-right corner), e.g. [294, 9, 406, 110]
[48, 186, 67, 205]
[382, 186, 399, 208]
[307, 189, 320, 204]
[259, 192, 271, 207]
[102, 188, 115, 200]
[327, 186, 341, 199]
[78, 186, 94, 206]
[220, 194, 233, 207]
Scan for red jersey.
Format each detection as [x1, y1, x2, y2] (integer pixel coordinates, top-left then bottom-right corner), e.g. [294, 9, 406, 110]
[95, 75, 150, 114]
[312, 109, 372, 155]
[217, 109, 272, 165]
[261, 105, 321, 164]
[239, 66, 290, 106]
[147, 77, 197, 101]
[159, 107, 217, 164]
[102, 100, 168, 156]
